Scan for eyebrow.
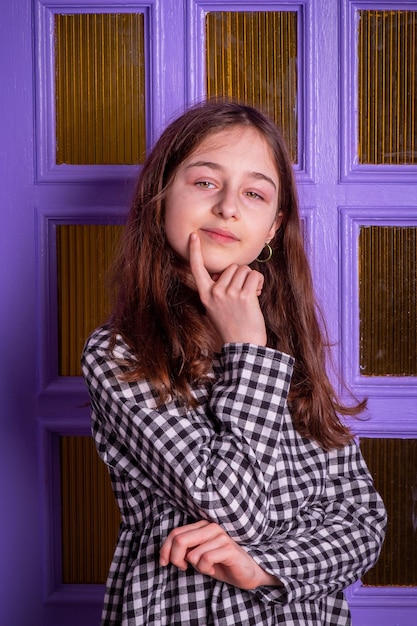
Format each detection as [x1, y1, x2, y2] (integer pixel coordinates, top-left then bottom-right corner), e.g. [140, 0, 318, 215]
[185, 160, 277, 190]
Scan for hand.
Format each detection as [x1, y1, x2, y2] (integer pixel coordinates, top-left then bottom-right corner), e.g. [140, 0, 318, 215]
[159, 520, 281, 590]
[189, 233, 267, 346]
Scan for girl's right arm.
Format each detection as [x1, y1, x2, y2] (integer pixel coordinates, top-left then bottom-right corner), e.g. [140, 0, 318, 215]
[81, 326, 294, 544]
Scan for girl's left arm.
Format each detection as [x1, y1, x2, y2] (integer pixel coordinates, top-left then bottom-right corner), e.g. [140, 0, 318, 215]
[246, 441, 387, 603]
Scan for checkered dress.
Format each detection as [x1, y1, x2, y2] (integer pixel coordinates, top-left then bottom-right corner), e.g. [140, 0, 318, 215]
[81, 325, 386, 626]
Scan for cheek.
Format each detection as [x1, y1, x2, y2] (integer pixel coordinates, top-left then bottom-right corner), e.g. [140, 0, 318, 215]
[250, 215, 277, 245]
[164, 215, 190, 259]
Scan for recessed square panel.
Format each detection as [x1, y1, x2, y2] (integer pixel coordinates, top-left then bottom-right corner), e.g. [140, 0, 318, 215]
[358, 10, 417, 165]
[55, 13, 146, 165]
[205, 11, 298, 163]
[361, 438, 417, 586]
[359, 226, 417, 376]
[61, 435, 120, 584]
[56, 224, 123, 376]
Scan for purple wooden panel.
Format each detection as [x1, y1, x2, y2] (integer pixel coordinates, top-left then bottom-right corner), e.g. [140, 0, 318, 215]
[32, 0, 189, 622]
[338, 4, 417, 618]
[340, 0, 417, 183]
[35, 0, 187, 183]
[340, 207, 417, 395]
[346, 579, 417, 624]
[35, 207, 127, 392]
[188, 0, 316, 183]
[0, 0, 43, 624]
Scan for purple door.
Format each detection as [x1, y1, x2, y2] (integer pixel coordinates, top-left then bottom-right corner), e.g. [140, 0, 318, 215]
[0, 1, 416, 624]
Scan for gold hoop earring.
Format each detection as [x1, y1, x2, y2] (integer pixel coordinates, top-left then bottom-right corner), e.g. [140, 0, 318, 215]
[256, 243, 273, 263]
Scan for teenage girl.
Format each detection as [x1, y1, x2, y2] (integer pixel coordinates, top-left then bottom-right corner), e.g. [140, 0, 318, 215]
[82, 101, 386, 626]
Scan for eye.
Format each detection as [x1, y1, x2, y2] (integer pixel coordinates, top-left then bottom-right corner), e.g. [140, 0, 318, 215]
[245, 190, 264, 200]
[196, 181, 215, 189]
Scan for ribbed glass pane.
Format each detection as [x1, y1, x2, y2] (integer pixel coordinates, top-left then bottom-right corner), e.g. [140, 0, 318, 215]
[359, 226, 417, 376]
[61, 436, 120, 584]
[361, 438, 417, 586]
[55, 13, 146, 165]
[206, 11, 298, 163]
[57, 224, 123, 376]
[358, 10, 417, 164]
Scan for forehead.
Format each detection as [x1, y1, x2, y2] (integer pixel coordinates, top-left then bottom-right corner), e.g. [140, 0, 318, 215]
[192, 125, 267, 151]
[184, 125, 277, 173]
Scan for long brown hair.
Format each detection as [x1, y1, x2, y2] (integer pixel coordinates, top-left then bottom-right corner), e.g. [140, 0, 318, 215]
[110, 100, 364, 450]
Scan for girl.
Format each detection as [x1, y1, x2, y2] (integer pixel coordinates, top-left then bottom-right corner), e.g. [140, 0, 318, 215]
[81, 101, 386, 625]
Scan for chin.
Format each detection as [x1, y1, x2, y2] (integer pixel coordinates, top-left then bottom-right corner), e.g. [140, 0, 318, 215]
[201, 259, 226, 275]
[207, 269, 226, 278]
[205, 260, 231, 274]
[207, 256, 256, 275]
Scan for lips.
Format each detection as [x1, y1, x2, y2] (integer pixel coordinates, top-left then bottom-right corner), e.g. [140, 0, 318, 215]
[200, 227, 239, 243]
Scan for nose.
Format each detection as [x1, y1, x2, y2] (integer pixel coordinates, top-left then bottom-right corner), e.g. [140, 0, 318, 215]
[212, 186, 240, 220]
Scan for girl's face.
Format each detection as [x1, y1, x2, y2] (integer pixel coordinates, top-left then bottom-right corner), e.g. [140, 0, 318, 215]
[164, 126, 282, 275]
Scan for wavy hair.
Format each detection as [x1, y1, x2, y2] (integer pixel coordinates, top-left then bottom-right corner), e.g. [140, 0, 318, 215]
[109, 100, 365, 450]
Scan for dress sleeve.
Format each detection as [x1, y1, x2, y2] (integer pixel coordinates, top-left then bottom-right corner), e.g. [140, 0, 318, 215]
[81, 327, 294, 543]
[246, 441, 387, 603]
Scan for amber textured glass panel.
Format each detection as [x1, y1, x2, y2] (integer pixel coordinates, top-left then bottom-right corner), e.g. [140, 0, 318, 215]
[55, 13, 146, 165]
[61, 436, 120, 584]
[359, 226, 417, 376]
[57, 224, 123, 376]
[361, 438, 417, 586]
[358, 10, 417, 164]
[206, 12, 297, 162]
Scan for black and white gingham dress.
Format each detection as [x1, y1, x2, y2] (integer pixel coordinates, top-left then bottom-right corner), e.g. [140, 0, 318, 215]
[81, 325, 386, 626]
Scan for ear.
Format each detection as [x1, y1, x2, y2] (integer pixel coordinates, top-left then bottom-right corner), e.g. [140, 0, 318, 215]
[266, 212, 283, 243]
